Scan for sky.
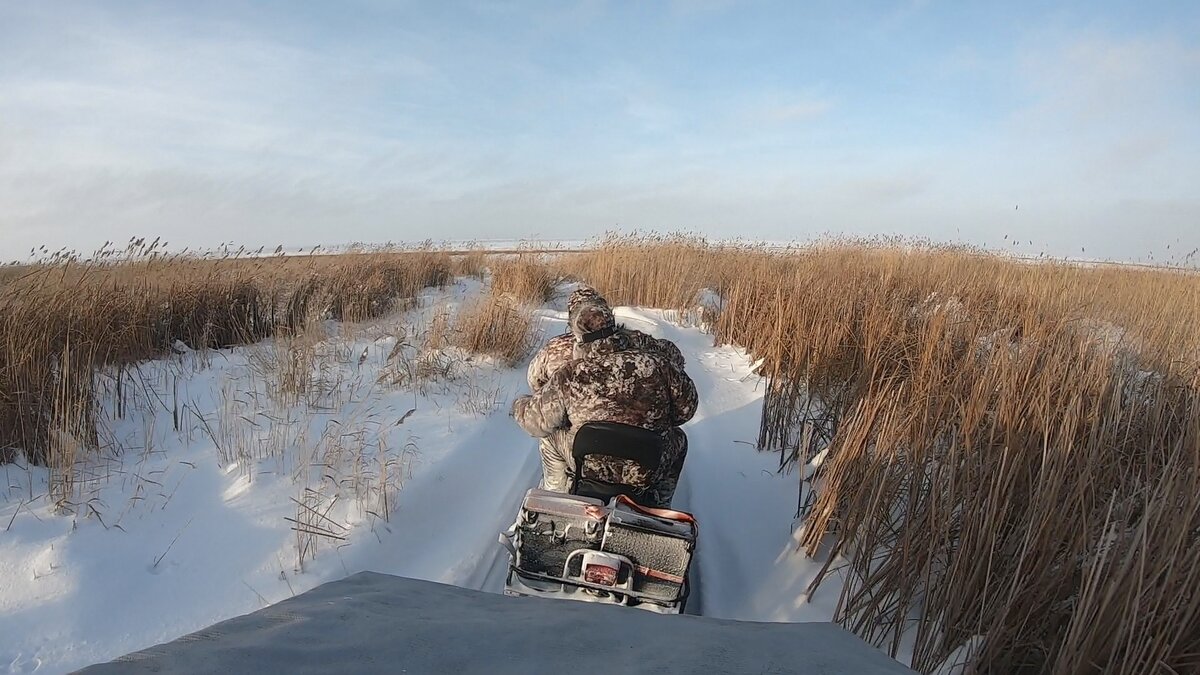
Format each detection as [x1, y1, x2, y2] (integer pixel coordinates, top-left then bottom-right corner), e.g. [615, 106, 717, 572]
[1, 1, 1198, 263]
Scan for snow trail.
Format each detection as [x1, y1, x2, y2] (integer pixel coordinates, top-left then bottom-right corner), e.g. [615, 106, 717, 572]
[1, 286, 845, 674]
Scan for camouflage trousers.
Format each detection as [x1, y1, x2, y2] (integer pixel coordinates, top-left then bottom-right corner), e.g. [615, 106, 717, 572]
[537, 433, 574, 494]
[537, 428, 688, 509]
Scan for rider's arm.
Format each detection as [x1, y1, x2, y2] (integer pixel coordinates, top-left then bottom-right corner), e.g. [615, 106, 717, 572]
[527, 334, 572, 391]
[526, 348, 550, 391]
[511, 388, 568, 438]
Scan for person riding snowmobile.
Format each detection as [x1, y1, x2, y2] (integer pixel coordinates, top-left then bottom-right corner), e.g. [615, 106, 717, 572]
[524, 286, 690, 503]
[526, 286, 685, 392]
[511, 304, 697, 508]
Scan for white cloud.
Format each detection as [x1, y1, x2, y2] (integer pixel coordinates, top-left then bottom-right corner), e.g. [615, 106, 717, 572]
[0, 4, 1197, 264]
[0, 2, 444, 176]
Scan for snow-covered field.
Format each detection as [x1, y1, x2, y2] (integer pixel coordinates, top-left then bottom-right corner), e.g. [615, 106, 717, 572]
[1, 279, 844, 674]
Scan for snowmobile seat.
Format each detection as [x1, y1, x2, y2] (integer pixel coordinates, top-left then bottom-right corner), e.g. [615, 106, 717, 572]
[570, 422, 667, 503]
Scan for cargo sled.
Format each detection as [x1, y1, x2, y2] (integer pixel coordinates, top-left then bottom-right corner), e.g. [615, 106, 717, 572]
[500, 422, 697, 614]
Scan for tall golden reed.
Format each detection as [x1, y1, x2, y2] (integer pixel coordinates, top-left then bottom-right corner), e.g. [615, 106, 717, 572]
[0, 246, 452, 501]
[560, 234, 1199, 674]
[3, 234, 1197, 673]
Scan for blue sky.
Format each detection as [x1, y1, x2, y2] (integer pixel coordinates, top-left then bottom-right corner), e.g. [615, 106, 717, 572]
[1, 1, 1198, 263]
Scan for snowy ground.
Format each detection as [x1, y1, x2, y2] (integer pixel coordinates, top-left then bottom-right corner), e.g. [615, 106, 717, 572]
[1, 279, 846, 675]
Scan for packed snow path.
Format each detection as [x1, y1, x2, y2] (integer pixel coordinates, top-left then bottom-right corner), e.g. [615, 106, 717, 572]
[1, 284, 842, 674]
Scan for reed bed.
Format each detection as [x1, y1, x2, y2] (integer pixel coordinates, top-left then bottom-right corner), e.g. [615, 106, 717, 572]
[450, 292, 542, 368]
[5, 233, 1198, 672]
[0, 246, 453, 498]
[560, 235, 1200, 674]
[452, 249, 489, 280]
[489, 254, 560, 304]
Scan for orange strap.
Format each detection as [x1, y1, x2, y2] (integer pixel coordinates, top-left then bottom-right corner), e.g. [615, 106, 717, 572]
[636, 565, 685, 585]
[615, 494, 698, 526]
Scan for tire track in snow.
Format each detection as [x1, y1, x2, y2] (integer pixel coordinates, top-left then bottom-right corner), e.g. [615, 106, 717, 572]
[369, 304, 838, 622]
[465, 444, 542, 593]
[624, 310, 772, 620]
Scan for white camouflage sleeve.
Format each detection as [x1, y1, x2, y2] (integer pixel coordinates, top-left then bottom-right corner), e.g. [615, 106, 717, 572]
[511, 387, 569, 438]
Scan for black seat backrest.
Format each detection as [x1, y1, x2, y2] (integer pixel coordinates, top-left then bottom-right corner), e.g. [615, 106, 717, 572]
[570, 422, 667, 502]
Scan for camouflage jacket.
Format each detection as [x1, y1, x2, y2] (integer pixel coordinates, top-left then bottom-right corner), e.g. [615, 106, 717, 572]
[526, 328, 685, 391]
[513, 338, 698, 490]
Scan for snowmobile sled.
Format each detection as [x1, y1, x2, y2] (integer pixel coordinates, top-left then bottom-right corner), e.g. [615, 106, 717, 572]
[500, 422, 697, 614]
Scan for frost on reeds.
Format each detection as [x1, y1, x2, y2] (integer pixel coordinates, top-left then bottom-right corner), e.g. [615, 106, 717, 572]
[562, 236, 1200, 675]
[0, 240, 452, 491]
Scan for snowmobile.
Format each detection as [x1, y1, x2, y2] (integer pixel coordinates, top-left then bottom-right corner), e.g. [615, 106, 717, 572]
[499, 422, 697, 614]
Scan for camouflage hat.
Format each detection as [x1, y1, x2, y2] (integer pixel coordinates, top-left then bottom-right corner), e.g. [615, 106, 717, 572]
[571, 304, 617, 342]
[566, 286, 607, 316]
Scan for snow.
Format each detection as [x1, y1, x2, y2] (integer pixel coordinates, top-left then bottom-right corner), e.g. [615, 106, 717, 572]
[1, 279, 849, 675]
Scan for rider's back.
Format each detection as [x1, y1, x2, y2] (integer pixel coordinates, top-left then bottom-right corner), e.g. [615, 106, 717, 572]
[552, 348, 694, 433]
[511, 303, 698, 503]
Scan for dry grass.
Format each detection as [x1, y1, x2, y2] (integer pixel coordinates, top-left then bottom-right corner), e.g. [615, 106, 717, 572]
[376, 302, 461, 393]
[560, 236, 1200, 674]
[555, 233, 764, 310]
[5, 234, 1199, 672]
[451, 249, 489, 280]
[0, 265, 31, 287]
[450, 292, 542, 368]
[372, 289, 535, 416]
[0, 244, 452, 494]
[489, 254, 559, 304]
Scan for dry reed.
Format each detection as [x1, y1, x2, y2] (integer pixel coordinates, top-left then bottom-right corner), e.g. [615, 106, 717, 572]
[560, 235, 1200, 674]
[452, 249, 489, 280]
[6, 233, 1198, 673]
[450, 293, 542, 367]
[0, 243, 452, 494]
[489, 254, 559, 304]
